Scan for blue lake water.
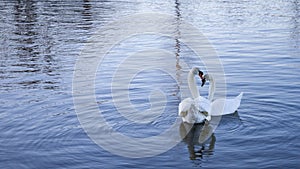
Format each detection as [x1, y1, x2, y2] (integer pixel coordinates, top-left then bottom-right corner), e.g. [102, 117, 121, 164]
[1, 0, 300, 168]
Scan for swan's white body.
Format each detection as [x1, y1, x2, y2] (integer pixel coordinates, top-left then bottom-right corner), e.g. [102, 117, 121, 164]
[178, 68, 243, 123]
[178, 97, 208, 123]
[178, 68, 210, 124]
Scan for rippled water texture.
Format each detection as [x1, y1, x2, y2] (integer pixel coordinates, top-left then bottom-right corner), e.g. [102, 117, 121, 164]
[1, 0, 299, 168]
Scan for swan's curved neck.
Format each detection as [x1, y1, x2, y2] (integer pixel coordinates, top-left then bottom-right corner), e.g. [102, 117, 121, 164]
[188, 70, 199, 99]
[208, 76, 215, 101]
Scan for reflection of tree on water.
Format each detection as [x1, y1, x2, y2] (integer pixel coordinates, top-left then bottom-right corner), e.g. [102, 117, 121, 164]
[3, 0, 95, 90]
[179, 121, 216, 160]
[174, 0, 217, 160]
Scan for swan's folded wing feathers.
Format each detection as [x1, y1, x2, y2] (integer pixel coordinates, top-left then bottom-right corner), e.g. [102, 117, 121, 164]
[195, 96, 211, 113]
[178, 98, 193, 117]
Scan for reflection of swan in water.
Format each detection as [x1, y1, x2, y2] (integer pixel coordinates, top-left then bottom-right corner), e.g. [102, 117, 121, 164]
[201, 74, 243, 116]
[179, 120, 216, 160]
[178, 67, 211, 124]
[180, 113, 242, 160]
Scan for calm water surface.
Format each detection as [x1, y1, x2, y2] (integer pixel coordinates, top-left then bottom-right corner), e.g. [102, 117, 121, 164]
[1, 0, 299, 168]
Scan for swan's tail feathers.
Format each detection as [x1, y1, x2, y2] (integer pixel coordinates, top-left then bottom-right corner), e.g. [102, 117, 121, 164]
[235, 92, 243, 107]
[231, 92, 243, 112]
[237, 92, 243, 101]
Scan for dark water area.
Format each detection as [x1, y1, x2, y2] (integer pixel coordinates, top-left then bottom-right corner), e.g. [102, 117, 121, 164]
[1, 0, 299, 168]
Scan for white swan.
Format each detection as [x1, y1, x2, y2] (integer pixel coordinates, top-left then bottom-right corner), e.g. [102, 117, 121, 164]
[201, 74, 243, 116]
[178, 67, 211, 124]
[178, 67, 243, 124]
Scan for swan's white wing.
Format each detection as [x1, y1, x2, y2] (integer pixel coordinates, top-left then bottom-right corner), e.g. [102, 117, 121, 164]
[178, 98, 193, 117]
[210, 92, 243, 116]
[178, 97, 207, 123]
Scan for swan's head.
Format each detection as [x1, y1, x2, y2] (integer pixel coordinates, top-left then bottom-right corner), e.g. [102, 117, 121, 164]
[191, 67, 206, 87]
[192, 67, 204, 78]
